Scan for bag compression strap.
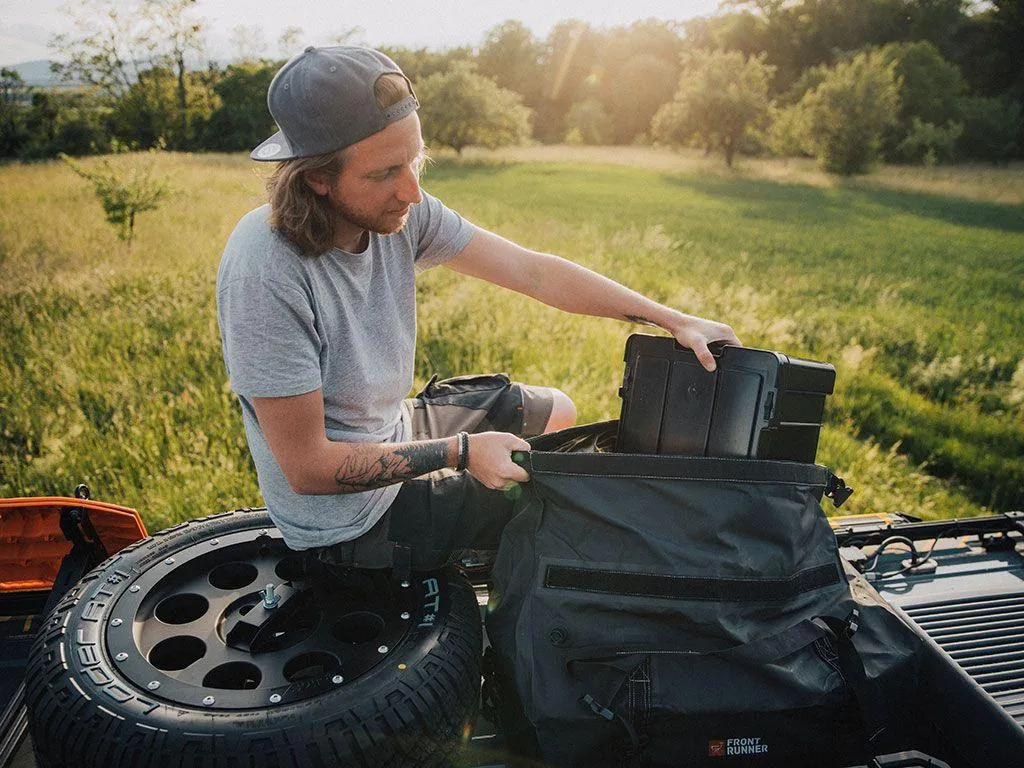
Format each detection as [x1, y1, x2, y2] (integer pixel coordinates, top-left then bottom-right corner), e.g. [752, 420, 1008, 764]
[816, 610, 888, 746]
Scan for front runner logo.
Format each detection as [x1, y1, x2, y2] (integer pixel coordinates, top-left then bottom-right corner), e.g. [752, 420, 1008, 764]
[708, 737, 768, 757]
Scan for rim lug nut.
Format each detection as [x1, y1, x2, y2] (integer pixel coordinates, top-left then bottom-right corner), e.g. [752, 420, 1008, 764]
[148, 681, 160, 690]
[115, 652, 128, 661]
[400, 612, 410, 620]
[111, 618, 123, 627]
[164, 558, 175, 565]
[262, 583, 280, 609]
[400, 581, 410, 588]
[203, 696, 215, 706]
[129, 585, 140, 593]
[377, 645, 389, 654]
[332, 675, 344, 684]
[210, 539, 219, 546]
[269, 694, 281, 703]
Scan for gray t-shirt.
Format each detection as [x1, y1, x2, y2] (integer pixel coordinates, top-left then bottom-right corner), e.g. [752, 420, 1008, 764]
[217, 192, 476, 550]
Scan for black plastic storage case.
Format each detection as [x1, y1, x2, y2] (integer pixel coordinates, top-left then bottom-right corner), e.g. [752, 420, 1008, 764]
[616, 334, 836, 462]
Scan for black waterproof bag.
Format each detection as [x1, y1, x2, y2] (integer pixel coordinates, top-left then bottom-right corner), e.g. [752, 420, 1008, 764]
[485, 422, 921, 768]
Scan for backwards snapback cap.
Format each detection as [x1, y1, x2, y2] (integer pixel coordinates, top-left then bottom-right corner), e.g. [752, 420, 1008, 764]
[251, 46, 419, 162]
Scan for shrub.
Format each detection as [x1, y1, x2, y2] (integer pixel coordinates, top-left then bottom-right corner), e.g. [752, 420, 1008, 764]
[764, 103, 807, 157]
[796, 51, 901, 175]
[61, 150, 172, 245]
[897, 118, 963, 165]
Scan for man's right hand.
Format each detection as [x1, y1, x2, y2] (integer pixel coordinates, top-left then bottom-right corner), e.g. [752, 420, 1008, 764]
[466, 431, 531, 490]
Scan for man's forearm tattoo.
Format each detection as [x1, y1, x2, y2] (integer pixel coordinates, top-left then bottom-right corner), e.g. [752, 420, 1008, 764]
[625, 313, 659, 327]
[334, 439, 450, 492]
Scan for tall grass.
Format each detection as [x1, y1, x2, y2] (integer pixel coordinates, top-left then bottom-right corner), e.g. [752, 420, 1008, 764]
[2, 149, 1020, 530]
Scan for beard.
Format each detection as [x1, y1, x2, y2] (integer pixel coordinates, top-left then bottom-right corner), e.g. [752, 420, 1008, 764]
[332, 196, 411, 237]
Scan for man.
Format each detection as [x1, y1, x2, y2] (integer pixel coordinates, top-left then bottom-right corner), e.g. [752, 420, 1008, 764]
[217, 46, 740, 571]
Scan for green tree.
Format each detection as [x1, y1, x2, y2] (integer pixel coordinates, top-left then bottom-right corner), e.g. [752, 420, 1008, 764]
[719, 0, 969, 95]
[956, 95, 1020, 163]
[0, 68, 31, 158]
[650, 49, 774, 166]
[198, 62, 277, 152]
[111, 66, 218, 149]
[906, 0, 969, 56]
[957, 0, 1023, 97]
[956, 1, 1024, 157]
[20, 90, 113, 159]
[50, 0, 207, 149]
[795, 50, 902, 174]
[879, 41, 965, 125]
[877, 41, 966, 159]
[61, 150, 171, 245]
[416, 61, 532, 154]
[477, 20, 545, 106]
[143, 0, 205, 149]
[378, 46, 473, 84]
[596, 18, 684, 137]
[603, 54, 678, 144]
[534, 20, 601, 142]
[682, 12, 770, 61]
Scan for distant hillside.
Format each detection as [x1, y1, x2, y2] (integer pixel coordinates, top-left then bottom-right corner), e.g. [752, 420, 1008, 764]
[8, 60, 56, 87]
[5, 57, 231, 89]
[7, 59, 84, 89]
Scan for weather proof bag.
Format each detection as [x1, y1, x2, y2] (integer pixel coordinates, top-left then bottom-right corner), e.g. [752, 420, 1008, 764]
[485, 422, 921, 768]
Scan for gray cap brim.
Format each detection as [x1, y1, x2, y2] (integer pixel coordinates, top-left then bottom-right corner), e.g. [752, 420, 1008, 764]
[251, 130, 295, 162]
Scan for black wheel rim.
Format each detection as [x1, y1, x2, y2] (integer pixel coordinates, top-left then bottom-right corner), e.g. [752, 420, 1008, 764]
[103, 527, 421, 709]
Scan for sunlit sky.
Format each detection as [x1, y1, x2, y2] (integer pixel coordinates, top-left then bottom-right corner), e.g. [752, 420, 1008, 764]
[1, 0, 724, 67]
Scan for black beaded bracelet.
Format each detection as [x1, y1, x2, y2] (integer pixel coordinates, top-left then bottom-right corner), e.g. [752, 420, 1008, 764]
[456, 431, 469, 472]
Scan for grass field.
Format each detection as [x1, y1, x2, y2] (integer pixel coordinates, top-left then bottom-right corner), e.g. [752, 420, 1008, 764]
[1, 146, 1022, 531]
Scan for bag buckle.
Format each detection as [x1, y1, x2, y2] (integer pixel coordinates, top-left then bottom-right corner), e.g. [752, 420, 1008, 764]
[582, 693, 616, 722]
[825, 473, 854, 507]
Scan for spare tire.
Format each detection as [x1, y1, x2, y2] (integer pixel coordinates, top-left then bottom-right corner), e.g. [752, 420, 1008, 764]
[25, 508, 482, 767]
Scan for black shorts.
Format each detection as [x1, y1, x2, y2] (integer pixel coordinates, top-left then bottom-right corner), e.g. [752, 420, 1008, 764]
[312, 373, 554, 572]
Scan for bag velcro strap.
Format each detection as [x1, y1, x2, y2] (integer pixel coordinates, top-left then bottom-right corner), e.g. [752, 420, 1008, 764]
[545, 562, 842, 602]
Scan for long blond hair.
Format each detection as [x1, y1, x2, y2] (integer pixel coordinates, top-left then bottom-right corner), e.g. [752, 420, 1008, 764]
[266, 73, 414, 255]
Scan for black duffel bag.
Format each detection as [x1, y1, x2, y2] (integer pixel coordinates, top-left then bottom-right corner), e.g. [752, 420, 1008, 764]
[484, 422, 921, 768]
